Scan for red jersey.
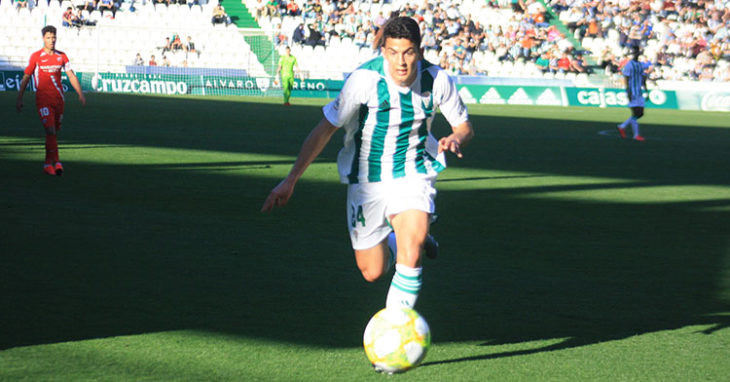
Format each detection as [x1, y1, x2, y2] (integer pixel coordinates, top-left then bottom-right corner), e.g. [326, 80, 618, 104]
[24, 48, 71, 104]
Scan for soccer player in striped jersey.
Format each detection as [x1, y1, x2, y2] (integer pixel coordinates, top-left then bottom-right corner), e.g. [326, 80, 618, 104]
[16, 25, 86, 175]
[262, 17, 474, 310]
[617, 46, 647, 142]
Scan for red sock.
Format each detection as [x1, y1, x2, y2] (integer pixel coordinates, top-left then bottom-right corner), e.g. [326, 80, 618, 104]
[45, 134, 58, 164]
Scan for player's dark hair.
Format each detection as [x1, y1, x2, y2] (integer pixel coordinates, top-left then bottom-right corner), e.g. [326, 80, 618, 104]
[378, 16, 421, 50]
[631, 46, 641, 60]
[41, 25, 57, 36]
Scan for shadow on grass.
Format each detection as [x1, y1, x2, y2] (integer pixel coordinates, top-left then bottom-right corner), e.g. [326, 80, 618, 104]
[1, 93, 729, 366]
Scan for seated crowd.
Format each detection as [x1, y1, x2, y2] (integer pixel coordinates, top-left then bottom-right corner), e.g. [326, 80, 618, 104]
[546, 0, 730, 81]
[130, 32, 200, 67]
[261, 0, 589, 77]
[7, 0, 729, 81]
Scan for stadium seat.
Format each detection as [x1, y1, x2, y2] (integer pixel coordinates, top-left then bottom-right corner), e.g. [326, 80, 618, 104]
[581, 37, 593, 50]
[575, 73, 589, 85]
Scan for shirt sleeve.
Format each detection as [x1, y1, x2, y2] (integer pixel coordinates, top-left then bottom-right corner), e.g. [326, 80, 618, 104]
[322, 70, 367, 128]
[24, 52, 37, 76]
[433, 68, 469, 127]
[61, 53, 72, 72]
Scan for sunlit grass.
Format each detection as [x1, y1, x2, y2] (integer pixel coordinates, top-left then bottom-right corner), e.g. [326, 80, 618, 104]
[1, 92, 729, 381]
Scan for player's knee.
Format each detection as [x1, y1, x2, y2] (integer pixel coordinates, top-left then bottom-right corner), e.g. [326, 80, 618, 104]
[359, 266, 384, 283]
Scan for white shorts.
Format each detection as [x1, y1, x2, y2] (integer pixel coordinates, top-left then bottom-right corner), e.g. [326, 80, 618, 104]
[346, 176, 437, 250]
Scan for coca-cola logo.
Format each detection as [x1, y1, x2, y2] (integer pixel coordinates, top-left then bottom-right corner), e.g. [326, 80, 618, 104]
[701, 92, 730, 112]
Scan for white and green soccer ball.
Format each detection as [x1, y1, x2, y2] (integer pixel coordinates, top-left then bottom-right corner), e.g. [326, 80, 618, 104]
[363, 307, 431, 374]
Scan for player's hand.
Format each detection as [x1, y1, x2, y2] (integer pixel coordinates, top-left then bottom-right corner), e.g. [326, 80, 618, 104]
[261, 179, 295, 213]
[438, 135, 463, 158]
[78, 93, 87, 106]
[16, 98, 23, 113]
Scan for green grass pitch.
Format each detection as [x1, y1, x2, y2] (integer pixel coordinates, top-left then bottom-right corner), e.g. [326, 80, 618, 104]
[1, 92, 729, 381]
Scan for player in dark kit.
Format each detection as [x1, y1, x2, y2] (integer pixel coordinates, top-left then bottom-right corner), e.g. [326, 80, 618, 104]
[616, 46, 647, 142]
[16, 25, 86, 175]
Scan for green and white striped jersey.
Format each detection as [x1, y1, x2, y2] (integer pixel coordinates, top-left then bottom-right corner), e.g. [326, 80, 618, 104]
[323, 56, 469, 184]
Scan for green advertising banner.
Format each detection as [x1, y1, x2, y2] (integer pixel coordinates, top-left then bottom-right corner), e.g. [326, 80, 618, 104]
[456, 85, 565, 106]
[4, 70, 722, 112]
[84, 72, 343, 98]
[1, 70, 83, 94]
[564, 87, 678, 109]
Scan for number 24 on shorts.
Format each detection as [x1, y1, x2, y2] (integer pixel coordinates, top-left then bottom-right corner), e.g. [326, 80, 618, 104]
[351, 204, 366, 227]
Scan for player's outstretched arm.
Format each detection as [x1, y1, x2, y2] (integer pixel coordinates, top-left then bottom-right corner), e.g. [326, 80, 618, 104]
[15, 74, 31, 112]
[261, 117, 338, 213]
[66, 70, 86, 106]
[438, 121, 474, 158]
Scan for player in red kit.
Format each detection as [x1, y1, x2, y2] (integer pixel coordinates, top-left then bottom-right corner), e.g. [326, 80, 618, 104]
[16, 25, 86, 176]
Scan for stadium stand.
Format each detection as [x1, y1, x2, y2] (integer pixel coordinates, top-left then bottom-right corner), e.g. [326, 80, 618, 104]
[0, 0, 727, 84]
[0, 0, 270, 75]
[546, 0, 730, 83]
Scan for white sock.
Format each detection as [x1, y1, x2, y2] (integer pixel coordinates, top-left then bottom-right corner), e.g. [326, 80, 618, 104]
[619, 117, 631, 129]
[630, 117, 640, 137]
[386, 264, 423, 309]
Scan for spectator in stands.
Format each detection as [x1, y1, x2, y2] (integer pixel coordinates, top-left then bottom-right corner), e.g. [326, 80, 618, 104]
[373, 11, 387, 28]
[305, 23, 325, 46]
[265, 0, 279, 17]
[212, 4, 232, 25]
[285, 0, 300, 16]
[519, 30, 535, 59]
[570, 52, 588, 73]
[170, 33, 184, 51]
[98, 0, 117, 18]
[162, 55, 171, 67]
[62, 7, 79, 28]
[149, 54, 158, 66]
[535, 51, 551, 72]
[15, 0, 29, 9]
[134, 53, 144, 66]
[557, 51, 572, 73]
[422, 28, 438, 51]
[75, 8, 96, 26]
[292, 23, 306, 45]
[627, 22, 643, 48]
[353, 26, 368, 47]
[80, 0, 96, 11]
[252, 0, 265, 22]
[185, 36, 198, 56]
[162, 37, 172, 53]
[275, 23, 289, 45]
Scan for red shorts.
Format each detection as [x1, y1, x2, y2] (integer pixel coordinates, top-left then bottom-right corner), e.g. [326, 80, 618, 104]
[37, 101, 64, 130]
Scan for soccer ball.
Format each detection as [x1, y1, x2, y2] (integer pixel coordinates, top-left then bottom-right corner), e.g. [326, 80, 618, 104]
[363, 307, 431, 374]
